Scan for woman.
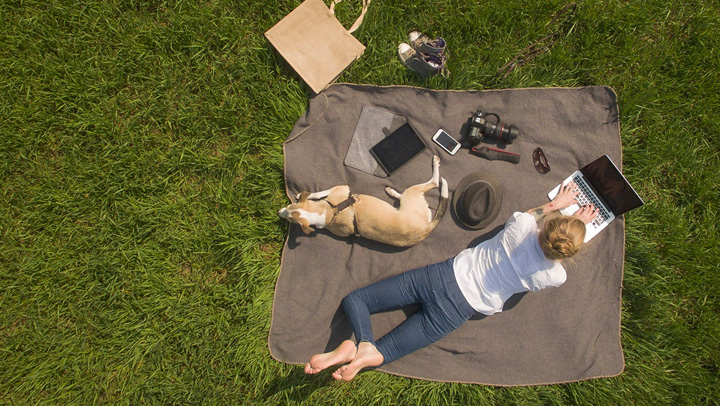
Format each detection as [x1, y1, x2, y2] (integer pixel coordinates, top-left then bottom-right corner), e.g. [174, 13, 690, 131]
[304, 182, 598, 381]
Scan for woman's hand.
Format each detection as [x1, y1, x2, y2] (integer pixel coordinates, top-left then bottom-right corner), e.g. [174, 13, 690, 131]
[573, 205, 600, 224]
[550, 181, 579, 210]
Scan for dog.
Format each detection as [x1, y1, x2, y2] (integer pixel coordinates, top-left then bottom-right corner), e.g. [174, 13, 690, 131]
[278, 155, 448, 247]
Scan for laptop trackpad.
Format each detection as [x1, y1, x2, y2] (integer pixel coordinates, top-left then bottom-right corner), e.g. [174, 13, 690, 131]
[560, 203, 580, 216]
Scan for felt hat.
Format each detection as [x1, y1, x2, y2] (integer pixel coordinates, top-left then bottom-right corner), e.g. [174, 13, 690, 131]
[452, 173, 503, 230]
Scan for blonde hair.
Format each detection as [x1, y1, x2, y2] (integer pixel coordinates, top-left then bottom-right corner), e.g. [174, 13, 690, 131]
[538, 215, 586, 260]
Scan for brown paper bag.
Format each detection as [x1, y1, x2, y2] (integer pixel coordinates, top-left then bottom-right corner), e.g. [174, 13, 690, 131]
[265, 0, 370, 93]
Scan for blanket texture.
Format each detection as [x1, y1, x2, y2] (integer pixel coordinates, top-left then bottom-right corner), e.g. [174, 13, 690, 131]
[270, 84, 625, 385]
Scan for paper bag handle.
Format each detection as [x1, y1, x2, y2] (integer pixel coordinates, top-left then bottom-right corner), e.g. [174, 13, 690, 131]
[330, 0, 371, 34]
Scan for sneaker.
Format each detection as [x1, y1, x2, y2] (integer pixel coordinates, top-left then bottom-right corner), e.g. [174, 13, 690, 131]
[408, 30, 447, 56]
[398, 43, 445, 78]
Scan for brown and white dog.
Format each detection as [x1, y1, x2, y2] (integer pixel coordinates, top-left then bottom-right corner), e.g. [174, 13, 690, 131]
[278, 155, 448, 247]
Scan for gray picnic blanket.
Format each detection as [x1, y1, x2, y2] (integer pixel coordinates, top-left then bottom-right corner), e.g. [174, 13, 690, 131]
[269, 84, 625, 385]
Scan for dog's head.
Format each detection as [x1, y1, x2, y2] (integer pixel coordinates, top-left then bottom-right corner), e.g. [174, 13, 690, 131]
[277, 191, 317, 235]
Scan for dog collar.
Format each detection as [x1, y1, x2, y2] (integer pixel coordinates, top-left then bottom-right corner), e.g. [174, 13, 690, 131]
[328, 193, 359, 214]
[327, 193, 360, 235]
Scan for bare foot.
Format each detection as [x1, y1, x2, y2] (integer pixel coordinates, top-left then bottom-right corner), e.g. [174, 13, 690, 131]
[331, 342, 384, 381]
[304, 340, 357, 374]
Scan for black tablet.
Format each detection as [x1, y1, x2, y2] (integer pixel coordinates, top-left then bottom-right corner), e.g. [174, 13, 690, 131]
[370, 122, 427, 175]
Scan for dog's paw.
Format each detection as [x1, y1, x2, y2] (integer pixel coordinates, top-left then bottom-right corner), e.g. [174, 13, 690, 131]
[385, 186, 401, 199]
[433, 155, 440, 165]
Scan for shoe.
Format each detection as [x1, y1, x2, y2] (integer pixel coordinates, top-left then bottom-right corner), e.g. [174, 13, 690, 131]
[408, 30, 447, 56]
[398, 43, 445, 78]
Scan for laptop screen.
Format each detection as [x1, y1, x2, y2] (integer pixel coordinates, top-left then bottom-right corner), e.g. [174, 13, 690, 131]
[580, 155, 644, 215]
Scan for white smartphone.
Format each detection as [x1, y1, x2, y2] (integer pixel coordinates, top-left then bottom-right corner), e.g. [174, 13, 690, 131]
[432, 129, 461, 155]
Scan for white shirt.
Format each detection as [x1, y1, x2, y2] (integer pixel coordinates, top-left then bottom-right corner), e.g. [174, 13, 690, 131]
[453, 212, 567, 315]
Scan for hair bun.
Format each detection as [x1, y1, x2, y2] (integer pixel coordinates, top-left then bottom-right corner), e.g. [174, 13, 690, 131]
[539, 216, 586, 260]
[550, 234, 578, 258]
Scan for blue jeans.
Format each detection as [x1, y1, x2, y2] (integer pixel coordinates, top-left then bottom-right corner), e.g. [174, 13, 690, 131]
[342, 258, 476, 365]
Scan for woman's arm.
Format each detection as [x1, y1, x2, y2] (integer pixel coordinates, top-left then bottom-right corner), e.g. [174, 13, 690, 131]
[526, 181, 599, 223]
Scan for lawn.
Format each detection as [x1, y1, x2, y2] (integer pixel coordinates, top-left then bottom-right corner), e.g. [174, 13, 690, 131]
[1, 0, 718, 404]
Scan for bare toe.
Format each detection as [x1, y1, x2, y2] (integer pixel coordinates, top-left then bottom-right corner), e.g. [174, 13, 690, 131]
[331, 365, 347, 380]
[304, 340, 357, 375]
[331, 342, 383, 381]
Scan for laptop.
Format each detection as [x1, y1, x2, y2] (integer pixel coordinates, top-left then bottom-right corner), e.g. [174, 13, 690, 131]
[547, 155, 644, 242]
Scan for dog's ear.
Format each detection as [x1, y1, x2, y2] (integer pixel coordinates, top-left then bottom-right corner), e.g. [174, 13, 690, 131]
[290, 211, 314, 234]
[297, 191, 311, 203]
[298, 217, 314, 234]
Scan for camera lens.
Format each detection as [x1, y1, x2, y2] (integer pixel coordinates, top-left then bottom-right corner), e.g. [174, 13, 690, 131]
[503, 126, 518, 144]
[482, 118, 517, 144]
[494, 124, 517, 144]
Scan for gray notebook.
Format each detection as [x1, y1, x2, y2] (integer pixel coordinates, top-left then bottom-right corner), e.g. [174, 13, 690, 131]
[344, 106, 407, 177]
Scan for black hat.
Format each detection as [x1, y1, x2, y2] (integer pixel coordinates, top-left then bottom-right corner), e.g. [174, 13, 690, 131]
[452, 174, 503, 230]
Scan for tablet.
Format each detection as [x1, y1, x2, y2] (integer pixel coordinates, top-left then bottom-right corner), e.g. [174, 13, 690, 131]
[370, 122, 427, 176]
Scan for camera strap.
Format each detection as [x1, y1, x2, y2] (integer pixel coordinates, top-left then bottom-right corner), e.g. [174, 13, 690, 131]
[471, 146, 521, 164]
[497, 2, 577, 79]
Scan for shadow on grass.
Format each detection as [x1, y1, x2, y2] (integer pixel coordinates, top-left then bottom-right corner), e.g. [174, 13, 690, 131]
[261, 366, 331, 402]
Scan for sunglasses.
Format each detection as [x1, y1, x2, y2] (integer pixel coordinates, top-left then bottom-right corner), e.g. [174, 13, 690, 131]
[533, 147, 550, 174]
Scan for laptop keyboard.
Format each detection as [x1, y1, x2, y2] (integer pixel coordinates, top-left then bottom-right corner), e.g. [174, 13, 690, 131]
[571, 175, 612, 227]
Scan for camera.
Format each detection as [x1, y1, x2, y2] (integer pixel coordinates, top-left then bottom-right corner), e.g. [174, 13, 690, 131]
[467, 110, 519, 146]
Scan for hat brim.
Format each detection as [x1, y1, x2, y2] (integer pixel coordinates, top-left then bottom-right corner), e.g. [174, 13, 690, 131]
[452, 173, 503, 230]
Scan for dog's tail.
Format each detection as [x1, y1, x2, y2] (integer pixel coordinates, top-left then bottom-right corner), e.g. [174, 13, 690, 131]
[431, 177, 449, 224]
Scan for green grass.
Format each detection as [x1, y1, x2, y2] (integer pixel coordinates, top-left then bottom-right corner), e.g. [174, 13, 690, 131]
[1, 0, 718, 404]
